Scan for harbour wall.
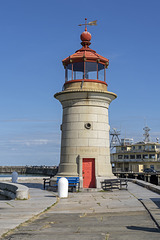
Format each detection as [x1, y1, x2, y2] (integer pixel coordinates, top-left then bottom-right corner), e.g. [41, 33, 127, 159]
[0, 166, 58, 176]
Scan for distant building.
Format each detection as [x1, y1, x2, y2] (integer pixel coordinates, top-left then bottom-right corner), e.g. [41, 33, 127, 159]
[111, 128, 160, 172]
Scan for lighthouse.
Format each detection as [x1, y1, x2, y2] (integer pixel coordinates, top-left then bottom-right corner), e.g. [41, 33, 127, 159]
[54, 20, 117, 189]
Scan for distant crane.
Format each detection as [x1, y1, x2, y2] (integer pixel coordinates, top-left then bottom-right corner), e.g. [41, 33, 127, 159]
[143, 126, 150, 142]
[110, 128, 121, 150]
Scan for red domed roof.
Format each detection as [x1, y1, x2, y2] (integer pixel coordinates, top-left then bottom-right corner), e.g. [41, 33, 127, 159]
[62, 27, 109, 67]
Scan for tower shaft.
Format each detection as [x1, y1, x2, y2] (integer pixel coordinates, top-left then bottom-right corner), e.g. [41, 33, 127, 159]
[55, 83, 116, 188]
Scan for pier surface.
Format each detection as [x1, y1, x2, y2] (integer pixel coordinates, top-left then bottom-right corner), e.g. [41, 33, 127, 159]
[0, 179, 160, 239]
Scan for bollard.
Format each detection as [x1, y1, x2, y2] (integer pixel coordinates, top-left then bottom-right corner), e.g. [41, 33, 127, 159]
[58, 177, 68, 198]
[12, 171, 18, 183]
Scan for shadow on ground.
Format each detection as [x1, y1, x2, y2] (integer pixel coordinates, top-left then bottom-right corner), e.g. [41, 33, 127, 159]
[0, 195, 10, 200]
[19, 182, 43, 189]
[150, 198, 160, 208]
[127, 226, 160, 232]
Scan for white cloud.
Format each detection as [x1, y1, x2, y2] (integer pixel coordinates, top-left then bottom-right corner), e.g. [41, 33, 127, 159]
[24, 139, 49, 146]
[0, 119, 58, 123]
[11, 148, 17, 151]
[9, 139, 54, 146]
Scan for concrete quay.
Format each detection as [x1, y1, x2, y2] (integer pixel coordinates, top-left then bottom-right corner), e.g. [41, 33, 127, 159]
[0, 179, 160, 240]
[0, 178, 57, 238]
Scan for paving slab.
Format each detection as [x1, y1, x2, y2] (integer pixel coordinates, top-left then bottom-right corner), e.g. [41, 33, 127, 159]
[1, 181, 160, 240]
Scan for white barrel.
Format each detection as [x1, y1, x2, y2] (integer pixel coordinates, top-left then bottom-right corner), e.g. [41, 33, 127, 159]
[12, 171, 18, 183]
[58, 177, 68, 198]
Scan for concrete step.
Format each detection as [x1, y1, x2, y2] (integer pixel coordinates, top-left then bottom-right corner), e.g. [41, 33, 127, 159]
[80, 188, 101, 192]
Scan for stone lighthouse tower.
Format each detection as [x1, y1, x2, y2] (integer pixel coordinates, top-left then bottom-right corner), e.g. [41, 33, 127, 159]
[54, 20, 117, 188]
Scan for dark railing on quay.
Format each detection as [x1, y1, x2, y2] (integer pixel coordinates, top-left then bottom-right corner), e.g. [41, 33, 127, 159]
[113, 171, 160, 186]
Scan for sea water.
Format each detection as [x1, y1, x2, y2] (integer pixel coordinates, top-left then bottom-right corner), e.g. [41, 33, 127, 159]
[0, 173, 45, 177]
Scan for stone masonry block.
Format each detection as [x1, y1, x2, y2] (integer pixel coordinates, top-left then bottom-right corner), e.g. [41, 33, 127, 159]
[89, 139, 107, 147]
[93, 122, 110, 131]
[62, 130, 78, 139]
[78, 131, 98, 139]
[61, 147, 77, 155]
[63, 106, 108, 115]
[97, 131, 109, 139]
[79, 114, 98, 122]
[62, 122, 84, 131]
[63, 113, 79, 122]
[97, 114, 108, 123]
[99, 147, 110, 156]
[62, 138, 89, 147]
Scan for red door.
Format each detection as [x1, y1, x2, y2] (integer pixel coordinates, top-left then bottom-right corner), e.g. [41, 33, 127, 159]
[82, 158, 96, 188]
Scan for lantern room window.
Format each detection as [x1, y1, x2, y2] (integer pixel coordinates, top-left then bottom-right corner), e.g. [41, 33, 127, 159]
[85, 62, 97, 79]
[65, 63, 72, 81]
[98, 63, 105, 81]
[73, 62, 84, 80]
[65, 62, 106, 82]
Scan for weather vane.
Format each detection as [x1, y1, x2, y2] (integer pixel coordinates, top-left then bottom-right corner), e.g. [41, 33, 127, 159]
[78, 18, 97, 31]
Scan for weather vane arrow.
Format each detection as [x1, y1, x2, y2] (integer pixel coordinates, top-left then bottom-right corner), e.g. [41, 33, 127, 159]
[78, 18, 97, 30]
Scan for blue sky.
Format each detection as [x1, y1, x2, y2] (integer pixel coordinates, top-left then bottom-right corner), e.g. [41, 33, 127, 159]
[0, 0, 160, 166]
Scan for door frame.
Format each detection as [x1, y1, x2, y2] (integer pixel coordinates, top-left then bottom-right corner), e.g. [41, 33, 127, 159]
[78, 155, 97, 188]
[82, 158, 96, 188]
